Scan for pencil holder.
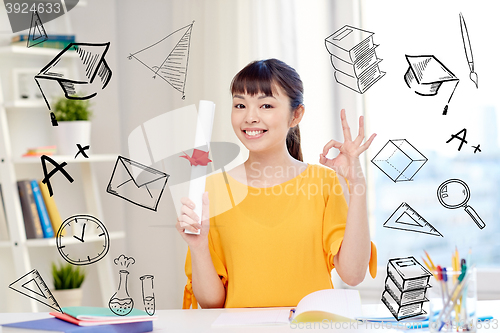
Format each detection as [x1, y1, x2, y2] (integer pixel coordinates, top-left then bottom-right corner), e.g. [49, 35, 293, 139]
[428, 267, 477, 332]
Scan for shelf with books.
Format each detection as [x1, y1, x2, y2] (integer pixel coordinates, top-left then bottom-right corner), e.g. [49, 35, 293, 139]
[13, 154, 118, 164]
[25, 230, 125, 248]
[0, 6, 119, 312]
[0, 46, 77, 57]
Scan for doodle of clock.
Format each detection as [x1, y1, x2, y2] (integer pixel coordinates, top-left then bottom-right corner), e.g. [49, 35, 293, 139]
[56, 214, 110, 266]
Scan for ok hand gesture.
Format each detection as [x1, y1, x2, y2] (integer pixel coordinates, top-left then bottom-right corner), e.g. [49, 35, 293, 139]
[319, 109, 376, 183]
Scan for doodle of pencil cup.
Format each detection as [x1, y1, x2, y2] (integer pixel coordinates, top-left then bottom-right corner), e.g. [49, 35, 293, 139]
[140, 275, 155, 316]
[109, 270, 134, 316]
[428, 267, 477, 332]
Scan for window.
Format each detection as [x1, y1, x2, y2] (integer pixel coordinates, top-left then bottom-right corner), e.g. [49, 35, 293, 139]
[358, 0, 500, 300]
[360, 0, 500, 267]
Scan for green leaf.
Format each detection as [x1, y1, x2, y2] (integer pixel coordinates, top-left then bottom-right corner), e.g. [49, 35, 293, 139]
[53, 96, 92, 121]
[51, 262, 85, 290]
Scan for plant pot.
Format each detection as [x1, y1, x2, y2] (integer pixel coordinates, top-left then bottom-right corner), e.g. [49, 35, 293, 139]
[55, 121, 91, 156]
[51, 288, 83, 307]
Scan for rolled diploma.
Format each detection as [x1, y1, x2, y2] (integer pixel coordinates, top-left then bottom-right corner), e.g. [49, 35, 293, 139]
[184, 100, 215, 234]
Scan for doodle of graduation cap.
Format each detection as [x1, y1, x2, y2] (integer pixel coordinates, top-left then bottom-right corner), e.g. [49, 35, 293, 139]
[404, 55, 459, 115]
[123, 102, 247, 220]
[35, 42, 112, 114]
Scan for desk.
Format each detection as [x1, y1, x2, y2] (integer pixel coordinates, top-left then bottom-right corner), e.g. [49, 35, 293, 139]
[0, 301, 498, 332]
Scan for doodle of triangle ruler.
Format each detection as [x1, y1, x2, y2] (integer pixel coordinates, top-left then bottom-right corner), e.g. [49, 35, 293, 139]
[128, 21, 194, 98]
[27, 10, 48, 48]
[384, 202, 443, 237]
[9, 269, 63, 312]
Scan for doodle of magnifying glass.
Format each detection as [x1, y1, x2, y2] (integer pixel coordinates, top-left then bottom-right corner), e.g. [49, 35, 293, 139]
[436, 179, 485, 229]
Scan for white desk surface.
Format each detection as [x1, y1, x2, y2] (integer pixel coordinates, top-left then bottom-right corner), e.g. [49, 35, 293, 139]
[0, 301, 498, 332]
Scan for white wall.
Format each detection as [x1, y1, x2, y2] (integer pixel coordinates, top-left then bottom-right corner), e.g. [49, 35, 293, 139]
[1, 0, 366, 310]
[111, 0, 352, 309]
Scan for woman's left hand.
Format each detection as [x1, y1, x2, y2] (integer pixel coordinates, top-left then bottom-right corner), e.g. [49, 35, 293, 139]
[319, 109, 376, 183]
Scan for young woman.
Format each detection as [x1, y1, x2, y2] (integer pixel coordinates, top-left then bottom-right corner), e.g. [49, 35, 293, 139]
[176, 59, 377, 309]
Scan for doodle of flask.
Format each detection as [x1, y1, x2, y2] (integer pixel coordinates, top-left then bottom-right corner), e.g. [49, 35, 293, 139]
[109, 270, 134, 316]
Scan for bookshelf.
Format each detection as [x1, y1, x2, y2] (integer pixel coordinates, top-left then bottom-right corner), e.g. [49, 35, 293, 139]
[0, 44, 122, 312]
[0, 45, 78, 57]
[25, 231, 125, 248]
[13, 154, 118, 164]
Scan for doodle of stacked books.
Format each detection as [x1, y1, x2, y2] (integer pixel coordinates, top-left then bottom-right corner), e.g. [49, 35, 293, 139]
[381, 256, 432, 321]
[325, 25, 385, 94]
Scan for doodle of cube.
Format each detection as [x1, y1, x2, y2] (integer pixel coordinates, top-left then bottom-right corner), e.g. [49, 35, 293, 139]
[371, 139, 427, 182]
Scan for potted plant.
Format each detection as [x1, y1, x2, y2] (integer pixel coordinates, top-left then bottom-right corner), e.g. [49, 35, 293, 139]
[53, 97, 92, 155]
[51, 262, 86, 307]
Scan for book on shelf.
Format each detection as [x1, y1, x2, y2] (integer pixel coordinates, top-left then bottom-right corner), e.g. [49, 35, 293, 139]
[30, 180, 54, 238]
[1, 317, 153, 333]
[38, 180, 64, 236]
[11, 40, 74, 50]
[23, 145, 57, 157]
[17, 180, 44, 239]
[0, 184, 9, 241]
[11, 34, 76, 43]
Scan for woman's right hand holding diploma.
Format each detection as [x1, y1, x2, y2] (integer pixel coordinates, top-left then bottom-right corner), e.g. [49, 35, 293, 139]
[176, 192, 226, 308]
[176, 192, 210, 249]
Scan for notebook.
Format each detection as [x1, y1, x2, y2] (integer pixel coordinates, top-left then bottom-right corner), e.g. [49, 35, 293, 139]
[60, 307, 155, 322]
[50, 312, 156, 327]
[1, 318, 153, 333]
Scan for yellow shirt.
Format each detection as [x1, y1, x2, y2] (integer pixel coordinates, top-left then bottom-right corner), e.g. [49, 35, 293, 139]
[183, 164, 377, 308]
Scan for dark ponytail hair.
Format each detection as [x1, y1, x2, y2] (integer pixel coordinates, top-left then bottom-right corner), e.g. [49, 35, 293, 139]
[230, 59, 304, 161]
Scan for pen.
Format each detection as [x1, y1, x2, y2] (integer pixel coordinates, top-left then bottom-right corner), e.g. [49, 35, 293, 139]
[464, 249, 472, 322]
[442, 267, 449, 298]
[459, 259, 468, 325]
[436, 265, 446, 308]
[288, 308, 296, 322]
[441, 267, 452, 325]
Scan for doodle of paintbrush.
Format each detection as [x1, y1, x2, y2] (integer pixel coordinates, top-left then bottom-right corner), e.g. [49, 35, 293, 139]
[459, 13, 478, 88]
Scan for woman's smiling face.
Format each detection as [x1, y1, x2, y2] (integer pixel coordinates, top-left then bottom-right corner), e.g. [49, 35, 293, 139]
[231, 84, 295, 154]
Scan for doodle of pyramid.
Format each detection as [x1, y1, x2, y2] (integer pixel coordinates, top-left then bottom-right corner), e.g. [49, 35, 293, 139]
[129, 22, 194, 98]
[28, 10, 48, 48]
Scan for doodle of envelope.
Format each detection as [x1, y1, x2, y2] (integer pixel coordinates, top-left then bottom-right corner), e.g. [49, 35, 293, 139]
[35, 42, 112, 110]
[107, 156, 169, 211]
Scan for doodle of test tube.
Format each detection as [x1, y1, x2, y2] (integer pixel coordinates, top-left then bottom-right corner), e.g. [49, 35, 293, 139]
[140, 275, 155, 316]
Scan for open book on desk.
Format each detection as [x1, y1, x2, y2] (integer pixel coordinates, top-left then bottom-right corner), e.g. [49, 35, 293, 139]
[211, 289, 362, 326]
